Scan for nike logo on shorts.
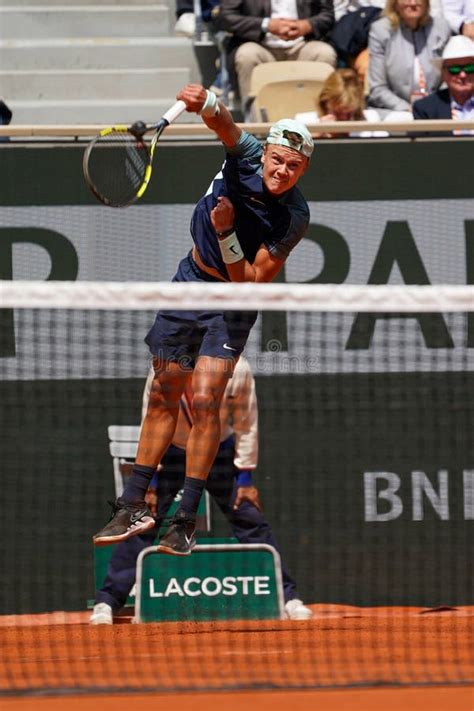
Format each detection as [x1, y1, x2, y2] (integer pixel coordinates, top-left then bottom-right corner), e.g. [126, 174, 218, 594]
[223, 343, 237, 351]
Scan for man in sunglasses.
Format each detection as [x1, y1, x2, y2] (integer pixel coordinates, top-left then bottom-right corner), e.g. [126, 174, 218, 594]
[413, 35, 474, 123]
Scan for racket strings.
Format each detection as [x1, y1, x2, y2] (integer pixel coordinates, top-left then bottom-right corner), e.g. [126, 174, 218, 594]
[85, 131, 150, 207]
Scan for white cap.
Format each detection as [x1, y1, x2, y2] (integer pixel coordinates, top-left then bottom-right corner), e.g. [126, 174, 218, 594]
[433, 35, 474, 66]
[266, 118, 314, 159]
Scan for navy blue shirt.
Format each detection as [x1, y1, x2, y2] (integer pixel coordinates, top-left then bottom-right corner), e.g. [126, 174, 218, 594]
[190, 131, 310, 280]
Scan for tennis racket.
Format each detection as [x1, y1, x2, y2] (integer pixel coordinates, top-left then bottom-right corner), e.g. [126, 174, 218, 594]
[83, 100, 187, 208]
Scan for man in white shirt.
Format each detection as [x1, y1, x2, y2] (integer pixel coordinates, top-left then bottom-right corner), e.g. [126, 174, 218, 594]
[441, 0, 474, 36]
[91, 357, 313, 624]
[219, 0, 337, 111]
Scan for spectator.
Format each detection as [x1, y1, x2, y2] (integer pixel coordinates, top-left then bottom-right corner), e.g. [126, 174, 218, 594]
[219, 0, 337, 114]
[367, 0, 451, 114]
[440, 0, 474, 36]
[296, 67, 379, 119]
[335, 0, 442, 17]
[175, 2, 228, 99]
[0, 98, 12, 143]
[175, 0, 220, 37]
[329, 1, 384, 85]
[412, 34, 474, 124]
[334, 0, 384, 21]
[175, 0, 196, 36]
[0, 98, 12, 125]
[295, 67, 386, 135]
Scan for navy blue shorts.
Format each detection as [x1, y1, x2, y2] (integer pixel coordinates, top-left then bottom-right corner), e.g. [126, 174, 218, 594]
[145, 252, 258, 365]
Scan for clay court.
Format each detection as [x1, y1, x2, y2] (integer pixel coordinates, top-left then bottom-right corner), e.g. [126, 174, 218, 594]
[1, 604, 472, 710]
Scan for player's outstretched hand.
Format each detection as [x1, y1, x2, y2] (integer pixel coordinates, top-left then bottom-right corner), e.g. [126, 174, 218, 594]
[211, 196, 235, 234]
[176, 84, 208, 114]
[234, 486, 263, 512]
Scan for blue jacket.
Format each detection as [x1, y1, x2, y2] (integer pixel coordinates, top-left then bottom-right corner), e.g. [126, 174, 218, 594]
[413, 88, 452, 120]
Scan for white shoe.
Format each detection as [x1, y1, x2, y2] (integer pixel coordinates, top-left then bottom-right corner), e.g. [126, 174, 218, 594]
[284, 599, 313, 620]
[90, 602, 113, 625]
[174, 12, 195, 37]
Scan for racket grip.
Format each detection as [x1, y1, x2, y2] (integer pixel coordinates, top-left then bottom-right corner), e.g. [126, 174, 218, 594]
[162, 100, 187, 125]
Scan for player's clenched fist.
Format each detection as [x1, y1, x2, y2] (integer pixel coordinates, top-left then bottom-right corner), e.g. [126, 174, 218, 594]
[210, 196, 235, 235]
[176, 84, 208, 114]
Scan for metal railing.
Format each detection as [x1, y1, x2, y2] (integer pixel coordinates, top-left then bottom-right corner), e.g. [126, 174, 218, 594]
[0, 119, 473, 141]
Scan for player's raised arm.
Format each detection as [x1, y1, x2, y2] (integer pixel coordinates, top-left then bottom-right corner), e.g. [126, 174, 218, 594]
[176, 84, 242, 148]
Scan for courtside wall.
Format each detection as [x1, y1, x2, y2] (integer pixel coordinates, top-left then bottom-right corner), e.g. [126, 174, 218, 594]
[1, 139, 473, 614]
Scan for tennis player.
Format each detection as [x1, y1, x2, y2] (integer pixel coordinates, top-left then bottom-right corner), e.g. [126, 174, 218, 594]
[93, 83, 314, 554]
[92, 357, 312, 622]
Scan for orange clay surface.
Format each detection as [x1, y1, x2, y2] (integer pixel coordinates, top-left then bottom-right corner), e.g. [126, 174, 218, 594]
[1, 686, 473, 711]
[0, 605, 472, 711]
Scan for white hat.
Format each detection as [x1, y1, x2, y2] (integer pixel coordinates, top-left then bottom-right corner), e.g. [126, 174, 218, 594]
[266, 118, 314, 159]
[433, 35, 474, 66]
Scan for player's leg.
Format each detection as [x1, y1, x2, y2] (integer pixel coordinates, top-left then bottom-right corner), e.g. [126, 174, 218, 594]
[93, 359, 190, 545]
[131, 359, 190, 492]
[157, 306, 257, 555]
[92, 449, 185, 623]
[185, 355, 234, 483]
[157, 355, 234, 555]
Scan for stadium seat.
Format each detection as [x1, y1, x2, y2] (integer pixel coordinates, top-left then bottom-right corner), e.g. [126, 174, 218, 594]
[250, 61, 334, 122]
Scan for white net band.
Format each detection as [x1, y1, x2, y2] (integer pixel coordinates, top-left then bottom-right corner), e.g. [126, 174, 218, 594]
[1, 281, 473, 312]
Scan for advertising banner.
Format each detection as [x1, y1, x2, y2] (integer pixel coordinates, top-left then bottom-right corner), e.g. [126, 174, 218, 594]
[136, 544, 284, 622]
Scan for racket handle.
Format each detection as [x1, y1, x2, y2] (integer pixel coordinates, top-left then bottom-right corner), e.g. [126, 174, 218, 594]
[162, 100, 187, 125]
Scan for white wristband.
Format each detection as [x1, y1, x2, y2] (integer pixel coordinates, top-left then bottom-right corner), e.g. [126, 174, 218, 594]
[218, 232, 244, 264]
[199, 90, 220, 117]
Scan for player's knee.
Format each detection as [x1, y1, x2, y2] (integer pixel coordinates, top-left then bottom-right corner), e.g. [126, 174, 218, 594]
[191, 391, 220, 426]
[148, 378, 181, 412]
[192, 390, 220, 412]
[147, 392, 178, 417]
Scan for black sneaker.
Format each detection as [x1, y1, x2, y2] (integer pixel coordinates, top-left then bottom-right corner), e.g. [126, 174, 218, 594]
[93, 499, 155, 546]
[157, 510, 196, 556]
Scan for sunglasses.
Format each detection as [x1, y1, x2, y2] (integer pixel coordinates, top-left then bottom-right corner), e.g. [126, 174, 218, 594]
[446, 63, 474, 75]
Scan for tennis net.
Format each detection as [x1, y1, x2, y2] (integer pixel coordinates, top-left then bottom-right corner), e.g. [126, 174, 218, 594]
[0, 281, 473, 696]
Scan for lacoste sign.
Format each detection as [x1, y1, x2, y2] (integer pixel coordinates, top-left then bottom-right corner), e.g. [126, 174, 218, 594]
[136, 544, 284, 622]
[148, 575, 272, 598]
